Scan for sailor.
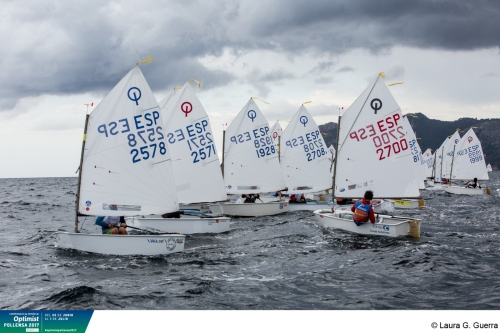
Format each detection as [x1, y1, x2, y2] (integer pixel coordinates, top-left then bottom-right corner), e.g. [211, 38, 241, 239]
[243, 194, 256, 203]
[289, 193, 306, 204]
[351, 190, 376, 226]
[94, 204, 128, 234]
[465, 178, 481, 188]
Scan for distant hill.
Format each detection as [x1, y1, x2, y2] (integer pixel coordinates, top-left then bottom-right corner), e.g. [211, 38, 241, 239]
[318, 113, 500, 169]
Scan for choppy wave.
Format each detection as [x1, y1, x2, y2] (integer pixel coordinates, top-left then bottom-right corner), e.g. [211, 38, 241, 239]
[0, 174, 499, 310]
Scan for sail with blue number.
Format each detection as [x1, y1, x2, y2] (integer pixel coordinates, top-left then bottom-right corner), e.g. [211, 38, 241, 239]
[401, 116, 425, 189]
[279, 105, 331, 193]
[223, 98, 285, 194]
[421, 148, 434, 178]
[451, 128, 489, 181]
[79, 65, 179, 216]
[441, 131, 461, 179]
[160, 81, 227, 204]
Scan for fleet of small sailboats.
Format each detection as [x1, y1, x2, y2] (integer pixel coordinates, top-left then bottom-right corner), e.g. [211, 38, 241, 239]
[54, 62, 496, 255]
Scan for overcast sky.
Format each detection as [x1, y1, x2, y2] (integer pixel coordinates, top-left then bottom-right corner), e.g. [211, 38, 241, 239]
[1, 0, 499, 178]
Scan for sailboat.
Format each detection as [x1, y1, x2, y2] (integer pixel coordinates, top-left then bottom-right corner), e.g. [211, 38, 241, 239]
[444, 128, 491, 195]
[209, 98, 289, 216]
[55, 62, 185, 255]
[421, 148, 434, 182]
[135, 80, 231, 233]
[279, 104, 333, 211]
[313, 73, 421, 237]
[428, 138, 448, 189]
[487, 164, 493, 172]
[441, 130, 461, 183]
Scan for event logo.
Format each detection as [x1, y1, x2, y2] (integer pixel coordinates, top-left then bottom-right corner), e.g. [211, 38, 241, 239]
[85, 200, 91, 206]
[227, 185, 232, 189]
[299, 116, 308, 127]
[339, 188, 345, 192]
[127, 87, 141, 105]
[454, 139, 459, 144]
[166, 238, 176, 251]
[273, 132, 278, 139]
[468, 136, 473, 143]
[247, 110, 257, 122]
[181, 102, 193, 117]
[370, 98, 382, 114]
[383, 225, 390, 231]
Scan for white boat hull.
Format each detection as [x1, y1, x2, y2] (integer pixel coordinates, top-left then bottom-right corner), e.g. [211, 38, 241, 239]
[444, 186, 489, 195]
[288, 201, 332, 211]
[135, 216, 231, 234]
[313, 209, 420, 238]
[54, 232, 185, 255]
[209, 202, 289, 216]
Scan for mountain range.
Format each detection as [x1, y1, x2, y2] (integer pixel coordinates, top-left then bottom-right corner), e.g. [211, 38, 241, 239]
[318, 113, 500, 169]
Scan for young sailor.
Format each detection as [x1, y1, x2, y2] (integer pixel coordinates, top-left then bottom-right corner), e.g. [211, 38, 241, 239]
[465, 178, 481, 189]
[351, 190, 376, 226]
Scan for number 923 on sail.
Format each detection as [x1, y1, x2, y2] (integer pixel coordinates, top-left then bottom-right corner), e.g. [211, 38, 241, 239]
[96, 110, 168, 164]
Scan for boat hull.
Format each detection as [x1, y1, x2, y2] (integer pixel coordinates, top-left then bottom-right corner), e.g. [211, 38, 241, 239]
[288, 201, 332, 211]
[313, 209, 420, 238]
[209, 202, 289, 216]
[136, 216, 231, 234]
[54, 232, 185, 255]
[444, 186, 489, 195]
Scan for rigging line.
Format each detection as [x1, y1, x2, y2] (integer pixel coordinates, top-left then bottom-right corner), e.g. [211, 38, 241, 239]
[338, 75, 381, 150]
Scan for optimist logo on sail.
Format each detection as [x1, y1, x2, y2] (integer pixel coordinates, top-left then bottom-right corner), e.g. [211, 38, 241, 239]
[299, 116, 308, 127]
[247, 110, 257, 122]
[127, 87, 142, 105]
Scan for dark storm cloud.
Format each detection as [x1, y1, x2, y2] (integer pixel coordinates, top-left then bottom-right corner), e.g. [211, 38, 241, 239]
[1, 0, 499, 111]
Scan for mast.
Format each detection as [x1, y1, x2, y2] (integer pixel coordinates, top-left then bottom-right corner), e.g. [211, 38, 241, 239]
[221, 129, 226, 178]
[431, 150, 436, 179]
[74, 114, 90, 233]
[439, 146, 445, 183]
[449, 144, 456, 186]
[331, 116, 341, 212]
[278, 135, 281, 162]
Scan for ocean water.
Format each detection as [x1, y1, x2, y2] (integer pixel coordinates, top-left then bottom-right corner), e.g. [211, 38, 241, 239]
[1, 173, 500, 310]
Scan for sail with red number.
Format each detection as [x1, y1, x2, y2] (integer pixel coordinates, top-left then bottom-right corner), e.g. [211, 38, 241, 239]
[334, 74, 420, 198]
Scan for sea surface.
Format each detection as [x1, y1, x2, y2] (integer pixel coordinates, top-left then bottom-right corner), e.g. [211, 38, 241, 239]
[1, 173, 500, 310]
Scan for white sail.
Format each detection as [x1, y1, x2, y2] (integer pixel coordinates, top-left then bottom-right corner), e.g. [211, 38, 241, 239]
[421, 148, 434, 178]
[451, 128, 489, 181]
[279, 105, 331, 193]
[487, 163, 492, 172]
[79, 66, 179, 216]
[441, 131, 461, 179]
[401, 116, 425, 189]
[434, 138, 448, 181]
[269, 121, 283, 142]
[334, 74, 420, 198]
[223, 99, 285, 194]
[160, 81, 227, 204]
